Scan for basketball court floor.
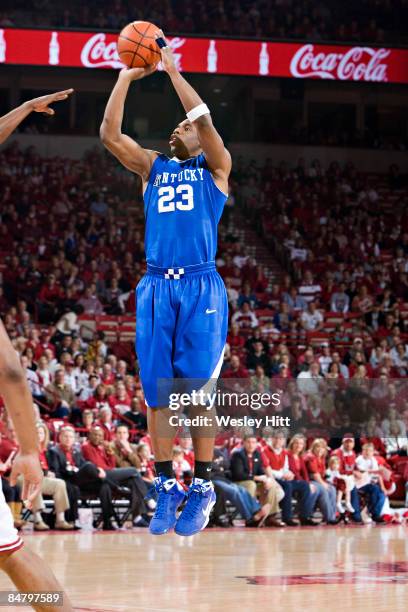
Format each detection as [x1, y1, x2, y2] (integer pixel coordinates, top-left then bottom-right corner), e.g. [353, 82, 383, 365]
[0, 526, 407, 611]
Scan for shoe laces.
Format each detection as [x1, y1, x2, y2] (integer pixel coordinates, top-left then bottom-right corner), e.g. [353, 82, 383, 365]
[152, 477, 175, 520]
[181, 482, 210, 521]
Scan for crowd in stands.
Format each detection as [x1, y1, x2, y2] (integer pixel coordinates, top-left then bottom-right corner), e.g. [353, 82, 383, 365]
[1, 0, 407, 44]
[0, 141, 407, 531]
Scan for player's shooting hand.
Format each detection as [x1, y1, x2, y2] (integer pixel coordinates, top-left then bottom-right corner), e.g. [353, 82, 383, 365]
[155, 31, 177, 75]
[119, 65, 157, 82]
[26, 89, 74, 115]
[9, 452, 43, 509]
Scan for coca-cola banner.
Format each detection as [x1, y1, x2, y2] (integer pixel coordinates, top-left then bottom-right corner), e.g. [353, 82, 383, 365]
[0, 28, 408, 84]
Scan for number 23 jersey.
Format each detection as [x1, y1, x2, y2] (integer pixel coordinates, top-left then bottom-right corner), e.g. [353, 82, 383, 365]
[143, 153, 227, 268]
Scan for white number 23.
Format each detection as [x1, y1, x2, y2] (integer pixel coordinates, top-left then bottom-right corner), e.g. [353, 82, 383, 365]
[157, 184, 194, 213]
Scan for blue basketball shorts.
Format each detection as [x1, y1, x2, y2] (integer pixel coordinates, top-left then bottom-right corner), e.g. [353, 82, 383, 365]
[135, 261, 228, 408]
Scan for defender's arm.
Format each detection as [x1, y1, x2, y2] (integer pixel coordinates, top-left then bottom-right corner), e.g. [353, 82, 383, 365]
[0, 321, 43, 505]
[100, 67, 159, 182]
[0, 89, 73, 145]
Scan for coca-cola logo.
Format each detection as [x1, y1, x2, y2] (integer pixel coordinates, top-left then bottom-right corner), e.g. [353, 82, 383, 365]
[81, 33, 124, 69]
[290, 44, 390, 82]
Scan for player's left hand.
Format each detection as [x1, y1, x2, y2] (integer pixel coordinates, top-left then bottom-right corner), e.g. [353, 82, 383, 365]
[26, 89, 74, 115]
[9, 452, 43, 509]
[155, 31, 177, 75]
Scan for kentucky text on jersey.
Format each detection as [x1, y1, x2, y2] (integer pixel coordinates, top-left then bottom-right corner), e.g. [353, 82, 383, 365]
[153, 168, 205, 186]
[143, 153, 227, 268]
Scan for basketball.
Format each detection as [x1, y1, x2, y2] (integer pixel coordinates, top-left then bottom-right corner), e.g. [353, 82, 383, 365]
[117, 21, 161, 68]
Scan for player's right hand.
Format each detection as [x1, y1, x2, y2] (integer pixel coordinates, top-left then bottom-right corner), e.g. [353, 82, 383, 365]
[119, 65, 157, 82]
[9, 452, 43, 509]
[27, 89, 74, 115]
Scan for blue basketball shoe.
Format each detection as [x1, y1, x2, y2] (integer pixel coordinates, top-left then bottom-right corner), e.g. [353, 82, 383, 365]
[149, 476, 186, 535]
[174, 478, 216, 536]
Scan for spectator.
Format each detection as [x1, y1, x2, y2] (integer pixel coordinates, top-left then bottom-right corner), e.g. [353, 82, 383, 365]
[230, 434, 285, 527]
[78, 285, 105, 316]
[246, 342, 271, 376]
[330, 283, 350, 313]
[45, 367, 77, 418]
[262, 431, 317, 526]
[301, 302, 324, 331]
[304, 439, 338, 524]
[27, 422, 73, 531]
[231, 302, 259, 329]
[82, 427, 149, 527]
[48, 425, 114, 529]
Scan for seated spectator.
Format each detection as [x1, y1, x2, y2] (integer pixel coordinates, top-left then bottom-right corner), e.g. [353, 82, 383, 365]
[82, 427, 149, 527]
[250, 365, 270, 394]
[48, 425, 114, 529]
[222, 355, 249, 379]
[172, 446, 193, 483]
[318, 342, 332, 375]
[45, 367, 77, 419]
[230, 434, 285, 527]
[273, 302, 292, 332]
[282, 286, 307, 312]
[300, 302, 323, 331]
[109, 381, 131, 415]
[231, 302, 259, 329]
[246, 341, 272, 376]
[237, 282, 258, 308]
[245, 327, 269, 355]
[298, 272, 321, 303]
[96, 406, 116, 441]
[304, 439, 338, 524]
[296, 362, 324, 396]
[330, 283, 350, 313]
[122, 397, 147, 430]
[37, 274, 63, 323]
[77, 285, 104, 316]
[112, 425, 141, 469]
[26, 422, 73, 531]
[86, 331, 108, 362]
[262, 430, 317, 526]
[85, 383, 111, 413]
[136, 443, 155, 486]
[227, 323, 246, 351]
[211, 448, 271, 528]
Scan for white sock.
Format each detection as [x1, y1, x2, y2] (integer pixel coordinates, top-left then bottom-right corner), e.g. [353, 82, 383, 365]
[56, 512, 65, 522]
[134, 515, 142, 523]
[34, 511, 42, 522]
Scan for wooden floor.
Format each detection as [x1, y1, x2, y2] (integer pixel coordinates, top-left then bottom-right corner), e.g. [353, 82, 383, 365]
[0, 526, 407, 611]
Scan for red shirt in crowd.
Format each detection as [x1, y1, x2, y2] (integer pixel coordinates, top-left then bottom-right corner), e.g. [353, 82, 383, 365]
[304, 452, 326, 478]
[287, 451, 310, 481]
[331, 447, 356, 474]
[81, 442, 116, 470]
[261, 445, 287, 472]
[39, 449, 49, 472]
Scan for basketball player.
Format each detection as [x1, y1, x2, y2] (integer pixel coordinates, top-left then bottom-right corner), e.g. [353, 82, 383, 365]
[101, 34, 231, 536]
[0, 91, 73, 611]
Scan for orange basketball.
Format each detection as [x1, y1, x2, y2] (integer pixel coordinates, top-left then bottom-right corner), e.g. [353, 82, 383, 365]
[117, 21, 161, 68]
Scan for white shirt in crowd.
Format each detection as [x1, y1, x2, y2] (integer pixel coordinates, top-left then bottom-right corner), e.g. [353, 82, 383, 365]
[301, 309, 323, 330]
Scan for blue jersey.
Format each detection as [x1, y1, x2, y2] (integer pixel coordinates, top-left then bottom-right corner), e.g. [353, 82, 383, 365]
[143, 153, 227, 267]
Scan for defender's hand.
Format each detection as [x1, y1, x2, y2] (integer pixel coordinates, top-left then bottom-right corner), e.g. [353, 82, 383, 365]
[26, 89, 74, 115]
[119, 65, 157, 83]
[9, 452, 43, 508]
[155, 31, 177, 75]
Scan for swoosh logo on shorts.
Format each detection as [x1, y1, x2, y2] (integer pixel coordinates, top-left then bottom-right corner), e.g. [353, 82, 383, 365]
[206, 309, 217, 314]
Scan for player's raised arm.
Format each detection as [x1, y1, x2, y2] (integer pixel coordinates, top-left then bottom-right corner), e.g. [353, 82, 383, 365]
[100, 67, 159, 182]
[0, 89, 73, 145]
[157, 34, 231, 189]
